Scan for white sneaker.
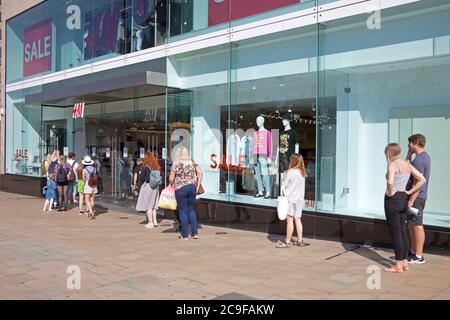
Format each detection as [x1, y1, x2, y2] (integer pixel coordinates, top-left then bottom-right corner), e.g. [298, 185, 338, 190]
[145, 223, 154, 229]
[73, 200, 79, 204]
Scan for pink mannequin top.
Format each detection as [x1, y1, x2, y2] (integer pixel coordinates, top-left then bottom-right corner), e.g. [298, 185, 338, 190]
[253, 129, 273, 158]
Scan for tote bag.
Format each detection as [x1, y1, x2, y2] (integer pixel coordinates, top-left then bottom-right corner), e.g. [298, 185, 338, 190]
[277, 176, 288, 220]
[158, 185, 177, 211]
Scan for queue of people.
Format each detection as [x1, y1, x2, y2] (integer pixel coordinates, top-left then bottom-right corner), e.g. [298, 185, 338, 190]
[41, 133, 431, 259]
[43, 152, 99, 221]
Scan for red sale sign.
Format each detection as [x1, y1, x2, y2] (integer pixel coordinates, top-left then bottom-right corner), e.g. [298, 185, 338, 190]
[208, 0, 301, 26]
[23, 18, 53, 77]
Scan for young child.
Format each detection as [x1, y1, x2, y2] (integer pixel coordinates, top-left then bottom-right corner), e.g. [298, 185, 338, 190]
[43, 176, 57, 212]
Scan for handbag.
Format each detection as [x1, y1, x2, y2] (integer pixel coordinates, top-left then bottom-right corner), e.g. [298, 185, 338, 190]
[158, 185, 177, 210]
[191, 159, 204, 195]
[277, 175, 288, 220]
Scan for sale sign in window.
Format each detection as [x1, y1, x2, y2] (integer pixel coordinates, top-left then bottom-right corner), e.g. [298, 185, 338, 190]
[208, 0, 301, 27]
[23, 18, 53, 77]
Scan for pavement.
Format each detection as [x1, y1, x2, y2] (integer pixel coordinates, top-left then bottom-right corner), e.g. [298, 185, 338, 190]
[0, 191, 449, 300]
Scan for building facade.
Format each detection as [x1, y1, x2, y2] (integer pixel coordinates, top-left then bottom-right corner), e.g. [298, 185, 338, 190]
[2, 0, 450, 249]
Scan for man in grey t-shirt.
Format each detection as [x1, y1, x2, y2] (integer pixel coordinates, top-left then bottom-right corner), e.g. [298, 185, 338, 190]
[406, 134, 431, 264]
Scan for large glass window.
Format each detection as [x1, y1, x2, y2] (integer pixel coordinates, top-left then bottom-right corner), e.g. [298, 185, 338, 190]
[317, 0, 450, 227]
[6, 0, 168, 84]
[167, 0, 316, 42]
[167, 24, 318, 210]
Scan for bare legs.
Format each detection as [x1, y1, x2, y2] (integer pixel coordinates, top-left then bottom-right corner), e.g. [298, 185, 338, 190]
[146, 209, 157, 228]
[43, 199, 54, 211]
[85, 194, 95, 220]
[78, 193, 85, 213]
[409, 225, 425, 256]
[285, 216, 303, 243]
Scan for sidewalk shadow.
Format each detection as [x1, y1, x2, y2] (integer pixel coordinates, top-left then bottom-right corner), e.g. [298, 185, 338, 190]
[266, 233, 285, 244]
[342, 243, 393, 268]
[92, 205, 109, 216]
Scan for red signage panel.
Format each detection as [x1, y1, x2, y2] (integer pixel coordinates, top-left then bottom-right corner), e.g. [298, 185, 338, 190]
[208, 0, 301, 27]
[72, 102, 85, 119]
[23, 18, 53, 77]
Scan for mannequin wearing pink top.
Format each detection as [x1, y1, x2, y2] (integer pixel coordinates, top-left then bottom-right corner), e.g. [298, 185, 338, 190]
[253, 116, 273, 199]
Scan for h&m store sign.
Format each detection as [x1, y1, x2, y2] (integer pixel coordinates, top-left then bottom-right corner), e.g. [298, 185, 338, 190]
[23, 18, 53, 77]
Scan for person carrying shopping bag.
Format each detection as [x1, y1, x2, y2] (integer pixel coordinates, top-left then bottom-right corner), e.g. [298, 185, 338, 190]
[169, 146, 203, 240]
[276, 154, 310, 248]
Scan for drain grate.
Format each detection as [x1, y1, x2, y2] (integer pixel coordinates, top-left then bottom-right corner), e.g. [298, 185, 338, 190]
[216, 232, 228, 235]
[119, 217, 129, 220]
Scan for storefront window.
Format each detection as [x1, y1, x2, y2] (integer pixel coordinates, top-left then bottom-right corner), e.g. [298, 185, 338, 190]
[167, 0, 316, 42]
[6, 0, 168, 84]
[167, 25, 318, 209]
[6, 88, 43, 177]
[317, 0, 450, 227]
[228, 26, 318, 209]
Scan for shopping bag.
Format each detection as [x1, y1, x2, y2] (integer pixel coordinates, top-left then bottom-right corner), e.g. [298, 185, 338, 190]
[158, 185, 177, 211]
[277, 196, 289, 221]
[277, 175, 288, 220]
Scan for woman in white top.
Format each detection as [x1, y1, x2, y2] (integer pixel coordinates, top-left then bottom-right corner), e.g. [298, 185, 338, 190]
[276, 154, 309, 248]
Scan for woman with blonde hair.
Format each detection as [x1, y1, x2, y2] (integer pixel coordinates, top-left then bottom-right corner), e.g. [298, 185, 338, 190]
[136, 152, 161, 228]
[276, 154, 309, 248]
[53, 155, 72, 211]
[383, 143, 425, 273]
[169, 146, 203, 240]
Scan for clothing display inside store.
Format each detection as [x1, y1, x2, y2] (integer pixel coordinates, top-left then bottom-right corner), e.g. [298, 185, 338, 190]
[213, 101, 316, 207]
[82, 0, 164, 60]
[278, 115, 300, 173]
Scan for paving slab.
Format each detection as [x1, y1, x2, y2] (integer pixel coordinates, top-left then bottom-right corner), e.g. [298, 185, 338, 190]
[0, 191, 449, 300]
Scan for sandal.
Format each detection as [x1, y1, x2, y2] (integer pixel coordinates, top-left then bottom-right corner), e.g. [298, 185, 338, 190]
[383, 265, 403, 273]
[276, 241, 292, 248]
[402, 263, 409, 272]
[88, 212, 95, 220]
[295, 241, 311, 247]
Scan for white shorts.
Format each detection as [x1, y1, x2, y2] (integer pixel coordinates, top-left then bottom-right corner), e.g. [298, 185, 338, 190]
[83, 184, 98, 195]
[287, 201, 303, 217]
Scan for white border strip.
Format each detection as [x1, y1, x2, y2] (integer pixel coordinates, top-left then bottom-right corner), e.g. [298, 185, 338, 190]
[6, 0, 420, 93]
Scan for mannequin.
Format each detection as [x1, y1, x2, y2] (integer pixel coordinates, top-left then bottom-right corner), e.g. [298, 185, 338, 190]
[278, 114, 300, 173]
[253, 116, 273, 199]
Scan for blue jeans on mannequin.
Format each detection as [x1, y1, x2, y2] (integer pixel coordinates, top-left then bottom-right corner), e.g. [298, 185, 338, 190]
[175, 184, 198, 238]
[255, 156, 271, 196]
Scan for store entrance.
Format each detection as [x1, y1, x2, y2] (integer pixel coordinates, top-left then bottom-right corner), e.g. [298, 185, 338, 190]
[83, 96, 166, 209]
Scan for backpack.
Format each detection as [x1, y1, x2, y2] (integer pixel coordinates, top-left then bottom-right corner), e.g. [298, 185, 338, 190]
[87, 166, 99, 187]
[67, 164, 75, 181]
[48, 161, 57, 176]
[148, 167, 161, 189]
[56, 165, 68, 184]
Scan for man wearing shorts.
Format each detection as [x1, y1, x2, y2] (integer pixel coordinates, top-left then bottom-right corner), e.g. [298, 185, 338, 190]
[406, 134, 431, 264]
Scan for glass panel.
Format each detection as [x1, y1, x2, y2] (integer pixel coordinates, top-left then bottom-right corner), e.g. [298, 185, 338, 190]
[6, 0, 168, 84]
[5, 89, 43, 177]
[318, 0, 450, 227]
[165, 88, 193, 186]
[229, 0, 316, 28]
[229, 25, 318, 209]
[167, 44, 231, 199]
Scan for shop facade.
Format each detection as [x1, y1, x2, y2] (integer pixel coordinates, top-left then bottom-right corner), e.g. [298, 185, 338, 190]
[2, 0, 450, 249]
